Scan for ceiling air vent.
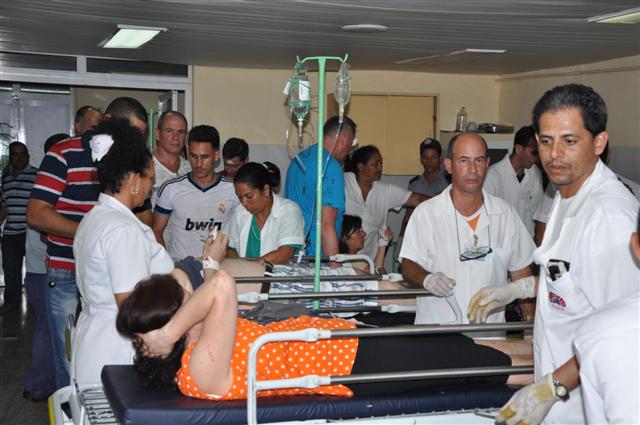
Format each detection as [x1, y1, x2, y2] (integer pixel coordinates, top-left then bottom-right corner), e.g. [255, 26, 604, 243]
[0, 51, 77, 71]
[86, 58, 188, 77]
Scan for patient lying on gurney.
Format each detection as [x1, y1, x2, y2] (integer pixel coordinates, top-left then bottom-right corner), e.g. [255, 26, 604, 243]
[115, 235, 532, 401]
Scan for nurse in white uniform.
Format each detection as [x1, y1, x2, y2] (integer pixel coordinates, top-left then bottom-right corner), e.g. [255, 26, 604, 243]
[344, 145, 427, 262]
[400, 132, 535, 336]
[469, 84, 640, 425]
[226, 162, 304, 264]
[72, 123, 174, 385]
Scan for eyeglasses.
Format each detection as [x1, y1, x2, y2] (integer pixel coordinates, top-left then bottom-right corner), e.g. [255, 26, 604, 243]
[453, 203, 493, 262]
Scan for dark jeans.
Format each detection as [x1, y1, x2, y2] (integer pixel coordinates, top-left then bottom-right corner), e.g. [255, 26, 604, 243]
[1, 232, 26, 306]
[23, 272, 56, 398]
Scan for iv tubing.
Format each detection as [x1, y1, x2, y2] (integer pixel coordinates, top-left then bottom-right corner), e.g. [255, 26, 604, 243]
[297, 54, 348, 309]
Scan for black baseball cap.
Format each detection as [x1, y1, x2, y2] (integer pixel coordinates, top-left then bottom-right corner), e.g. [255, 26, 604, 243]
[419, 138, 442, 156]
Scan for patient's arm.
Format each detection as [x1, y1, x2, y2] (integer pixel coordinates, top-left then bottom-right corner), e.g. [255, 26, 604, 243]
[188, 270, 238, 396]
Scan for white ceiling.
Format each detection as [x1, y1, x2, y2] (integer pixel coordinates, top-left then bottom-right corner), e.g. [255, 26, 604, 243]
[2, 0, 639, 75]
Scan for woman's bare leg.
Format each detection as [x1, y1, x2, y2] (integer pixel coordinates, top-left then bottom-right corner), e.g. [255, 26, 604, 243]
[474, 339, 534, 385]
[506, 355, 534, 385]
[474, 338, 533, 356]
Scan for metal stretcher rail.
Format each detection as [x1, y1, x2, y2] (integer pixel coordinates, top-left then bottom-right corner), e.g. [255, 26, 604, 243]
[330, 365, 533, 385]
[234, 274, 398, 283]
[256, 289, 428, 299]
[247, 322, 534, 424]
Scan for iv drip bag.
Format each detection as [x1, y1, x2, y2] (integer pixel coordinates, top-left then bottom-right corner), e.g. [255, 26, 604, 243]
[334, 61, 351, 121]
[288, 71, 311, 123]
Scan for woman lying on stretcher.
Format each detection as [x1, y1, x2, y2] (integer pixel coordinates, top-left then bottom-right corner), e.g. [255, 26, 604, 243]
[116, 233, 533, 401]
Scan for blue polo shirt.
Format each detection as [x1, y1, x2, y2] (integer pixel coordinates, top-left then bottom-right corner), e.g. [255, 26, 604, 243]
[284, 144, 344, 255]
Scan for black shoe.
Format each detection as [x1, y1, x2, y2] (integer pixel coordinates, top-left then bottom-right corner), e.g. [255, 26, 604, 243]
[0, 304, 17, 315]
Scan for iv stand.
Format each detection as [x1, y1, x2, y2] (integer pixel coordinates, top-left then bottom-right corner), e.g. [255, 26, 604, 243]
[296, 54, 349, 310]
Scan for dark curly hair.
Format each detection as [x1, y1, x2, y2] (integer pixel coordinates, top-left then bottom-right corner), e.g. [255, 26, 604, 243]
[235, 162, 281, 190]
[344, 145, 380, 174]
[532, 83, 607, 137]
[116, 274, 187, 391]
[89, 118, 152, 194]
[222, 137, 249, 161]
[339, 215, 363, 254]
[188, 125, 220, 149]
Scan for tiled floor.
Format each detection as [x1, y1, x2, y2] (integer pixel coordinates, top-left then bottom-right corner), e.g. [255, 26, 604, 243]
[0, 293, 50, 425]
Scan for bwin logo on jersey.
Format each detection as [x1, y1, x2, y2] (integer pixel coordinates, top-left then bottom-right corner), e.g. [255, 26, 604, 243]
[185, 218, 221, 231]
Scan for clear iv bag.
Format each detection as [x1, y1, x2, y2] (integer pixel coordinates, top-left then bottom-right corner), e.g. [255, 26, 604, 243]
[334, 61, 351, 122]
[288, 71, 311, 123]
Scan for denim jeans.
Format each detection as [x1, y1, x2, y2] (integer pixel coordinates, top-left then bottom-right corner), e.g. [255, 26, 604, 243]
[45, 267, 78, 390]
[23, 272, 56, 398]
[1, 232, 27, 306]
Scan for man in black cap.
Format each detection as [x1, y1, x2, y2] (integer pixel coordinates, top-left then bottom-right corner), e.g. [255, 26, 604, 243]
[401, 138, 449, 234]
[408, 138, 448, 197]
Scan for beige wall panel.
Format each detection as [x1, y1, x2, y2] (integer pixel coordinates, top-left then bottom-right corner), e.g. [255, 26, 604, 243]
[386, 96, 434, 175]
[498, 55, 640, 148]
[343, 95, 388, 149]
[193, 66, 500, 147]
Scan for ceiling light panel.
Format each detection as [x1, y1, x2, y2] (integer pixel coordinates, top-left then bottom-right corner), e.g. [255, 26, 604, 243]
[100, 25, 167, 49]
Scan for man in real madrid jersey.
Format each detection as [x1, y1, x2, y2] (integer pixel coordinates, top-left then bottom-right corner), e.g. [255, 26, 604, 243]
[153, 125, 239, 259]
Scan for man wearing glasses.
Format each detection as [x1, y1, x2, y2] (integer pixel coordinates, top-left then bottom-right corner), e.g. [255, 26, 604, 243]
[399, 132, 535, 336]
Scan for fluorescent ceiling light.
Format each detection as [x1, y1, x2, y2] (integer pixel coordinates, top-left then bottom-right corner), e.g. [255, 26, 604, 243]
[100, 25, 167, 49]
[396, 49, 506, 65]
[341, 24, 389, 33]
[587, 7, 640, 24]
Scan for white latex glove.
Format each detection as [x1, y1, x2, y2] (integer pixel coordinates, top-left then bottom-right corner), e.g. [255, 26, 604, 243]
[423, 272, 456, 297]
[495, 373, 560, 425]
[468, 276, 535, 323]
[378, 226, 393, 247]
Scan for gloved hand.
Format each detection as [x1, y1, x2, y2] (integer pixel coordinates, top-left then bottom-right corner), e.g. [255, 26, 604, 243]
[378, 226, 393, 247]
[423, 272, 456, 297]
[468, 276, 535, 323]
[495, 373, 560, 425]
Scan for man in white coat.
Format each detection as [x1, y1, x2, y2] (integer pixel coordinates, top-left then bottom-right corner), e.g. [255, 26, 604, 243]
[483, 125, 543, 237]
[399, 132, 535, 336]
[468, 83, 640, 425]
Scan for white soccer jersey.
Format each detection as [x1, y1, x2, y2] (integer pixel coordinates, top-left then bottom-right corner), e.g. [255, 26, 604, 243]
[155, 173, 239, 259]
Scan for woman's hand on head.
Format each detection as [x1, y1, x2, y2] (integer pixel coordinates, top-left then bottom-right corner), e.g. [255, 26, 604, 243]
[136, 327, 174, 359]
[203, 231, 229, 263]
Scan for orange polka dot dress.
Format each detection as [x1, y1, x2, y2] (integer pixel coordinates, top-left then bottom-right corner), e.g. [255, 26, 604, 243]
[176, 316, 359, 400]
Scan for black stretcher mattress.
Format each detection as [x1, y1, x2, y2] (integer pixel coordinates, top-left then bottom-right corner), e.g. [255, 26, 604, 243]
[102, 365, 516, 425]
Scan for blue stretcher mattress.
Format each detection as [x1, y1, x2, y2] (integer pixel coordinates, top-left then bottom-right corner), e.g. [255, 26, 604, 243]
[101, 365, 516, 425]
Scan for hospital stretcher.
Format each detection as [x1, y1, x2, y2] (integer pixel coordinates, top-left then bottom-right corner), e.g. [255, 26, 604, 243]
[49, 264, 532, 424]
[51, 321, 533, 425]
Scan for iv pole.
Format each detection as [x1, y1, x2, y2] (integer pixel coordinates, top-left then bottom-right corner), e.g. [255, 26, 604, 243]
[296, 54, 348, 310]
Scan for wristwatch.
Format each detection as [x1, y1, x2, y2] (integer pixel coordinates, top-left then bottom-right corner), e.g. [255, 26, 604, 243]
[552, 378, 570, 401]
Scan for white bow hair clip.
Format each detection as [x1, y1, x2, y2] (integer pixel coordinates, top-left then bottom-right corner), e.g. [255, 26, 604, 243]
[90, 134, 115, 161]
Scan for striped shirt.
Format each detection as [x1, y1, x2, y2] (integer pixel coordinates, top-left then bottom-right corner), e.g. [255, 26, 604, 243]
[1, 164, 38, 235]
[30, 135, 100, 271]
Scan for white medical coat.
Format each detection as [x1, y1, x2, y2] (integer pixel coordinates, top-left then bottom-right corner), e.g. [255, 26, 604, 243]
[344, 172, 411, 261]
[72, 194, 174, 385]
[483, 156, 543, 237]
[399, 186, 535, 334]
[533, 160, 640, 424]
[227, 194, 305, 257]
[574, 291, 640, 425]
